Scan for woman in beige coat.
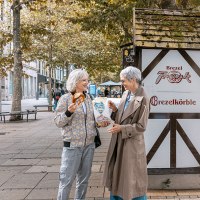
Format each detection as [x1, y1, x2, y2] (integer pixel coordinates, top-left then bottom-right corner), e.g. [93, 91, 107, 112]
[103, 66, 150, 200]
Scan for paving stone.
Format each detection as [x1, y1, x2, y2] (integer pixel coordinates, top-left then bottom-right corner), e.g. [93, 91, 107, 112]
[190, 196, 199, 198]
[0, 159, 9, 165]
[165, 199, 200, 200]
[94, 148, 110, 153]
[104, 187, 110, 198]
[69, 198, 94, 200]
[0, 165, 30, 172]
[36, 178, 58, 189]
[176, 190, 200, 196]
[94, 152, 107, 157]
[0, 188, 31, 200]
[1, 158, 41, 166]
[12, 153, 40, 159]
[0, 142, 15, 149]
[19, 148, 46, 154]
[91, 164, 101, 172]
[36, 158, 61, 165]
[176, 196, 190, 199]
[150, 199, 177, 200]
[1, 111, 200, 200]
[50, 142, 63, 148]
[68, 186, 104, 198]
[0, 149, 21, 155]
[0, 154, 16, 159]
[1, 173, 46, 189]
[25, 165, 60, 173]
[25, 188, 57, 199]
[37, 152, 61, 158]
[41, 148, 62, 154]
[0, 171, 16, 186]
[90, 173, 103, 180]
[93, 156, 106, 162]
[147, 190, 177, 197]
[35, 173, 59, 189]
[67, 187, 75, 198]
[41, 172, 59, 179]
[100, 164, 105, 173]
[86, 187, 104, 198]
[88, 179, 102, 187]
[93, 161, 104, 165]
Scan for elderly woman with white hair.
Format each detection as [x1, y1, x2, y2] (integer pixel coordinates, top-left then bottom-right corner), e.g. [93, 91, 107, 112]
[103, 66, 150, 200]
[54, 69, 98, 200]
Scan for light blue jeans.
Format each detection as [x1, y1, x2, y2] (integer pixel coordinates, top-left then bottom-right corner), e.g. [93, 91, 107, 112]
[110, 193, 147, 200]
[57, 143, 95, 200]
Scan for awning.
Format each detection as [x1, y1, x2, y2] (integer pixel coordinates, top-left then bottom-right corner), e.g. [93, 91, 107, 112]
[99, 80, 121, 86]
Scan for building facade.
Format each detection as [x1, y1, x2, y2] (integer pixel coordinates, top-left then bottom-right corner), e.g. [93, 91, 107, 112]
[0, 0, 66, 101]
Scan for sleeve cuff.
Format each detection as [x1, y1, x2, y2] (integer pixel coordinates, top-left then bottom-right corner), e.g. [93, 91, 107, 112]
[121, 125, 132, 139]
[65, 110, 73, 117]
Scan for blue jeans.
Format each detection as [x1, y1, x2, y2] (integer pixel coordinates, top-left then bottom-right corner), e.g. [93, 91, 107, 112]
[110, 193, 147, 200]
[57, 143, 95, 200]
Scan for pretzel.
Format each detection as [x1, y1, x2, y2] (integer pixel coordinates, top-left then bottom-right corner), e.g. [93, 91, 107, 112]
[72, 93, 85, 105]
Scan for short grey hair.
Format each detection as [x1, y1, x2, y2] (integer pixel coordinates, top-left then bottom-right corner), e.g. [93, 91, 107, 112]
[120, 66, 141, 83]
[66, 69, 89, 92]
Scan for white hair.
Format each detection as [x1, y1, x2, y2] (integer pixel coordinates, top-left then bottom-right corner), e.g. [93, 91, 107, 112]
[120, 66, 141, 83]
[66, 69, 89, 92]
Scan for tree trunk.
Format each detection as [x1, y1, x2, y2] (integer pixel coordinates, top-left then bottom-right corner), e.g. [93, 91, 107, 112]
[180, 0, 188, 9]
[10, 0, 22, 120]
[0, 77, 2, 113]
[161, 0, 178, 9]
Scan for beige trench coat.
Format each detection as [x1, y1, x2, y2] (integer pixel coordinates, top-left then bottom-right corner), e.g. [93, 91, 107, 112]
[103, 87, 150, 200]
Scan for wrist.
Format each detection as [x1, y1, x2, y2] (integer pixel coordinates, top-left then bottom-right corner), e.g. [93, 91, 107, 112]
[113, 107, 118, 112]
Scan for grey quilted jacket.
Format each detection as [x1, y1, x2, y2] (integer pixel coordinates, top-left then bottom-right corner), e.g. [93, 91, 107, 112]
[54, 93, 97, 147]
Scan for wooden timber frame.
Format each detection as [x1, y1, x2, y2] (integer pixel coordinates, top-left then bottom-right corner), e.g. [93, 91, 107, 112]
[121, 8, 200, 175]
[139, 48, 200, 175]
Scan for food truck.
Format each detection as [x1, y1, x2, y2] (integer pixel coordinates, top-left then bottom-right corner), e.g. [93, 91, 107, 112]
[122, 8, 200, 189]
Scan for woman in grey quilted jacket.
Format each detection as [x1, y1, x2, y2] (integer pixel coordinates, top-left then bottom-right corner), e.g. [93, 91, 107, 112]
[54, 69, 97, 200]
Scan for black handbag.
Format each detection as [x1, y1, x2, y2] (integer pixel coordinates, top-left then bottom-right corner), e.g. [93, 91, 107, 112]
[88, 94, 101, 148]
[94, 128, 101, 148]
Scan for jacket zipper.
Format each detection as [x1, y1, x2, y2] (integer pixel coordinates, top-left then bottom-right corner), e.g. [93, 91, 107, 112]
[83, 103, 87, 146]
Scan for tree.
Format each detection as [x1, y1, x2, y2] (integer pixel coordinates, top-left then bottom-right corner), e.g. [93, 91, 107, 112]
[0, 0, 67, 118]
[72, 0, 199, 81]
[1, 0, 199, 117]
[20, 1, 80, 105]
[21, 1, 121, 84]
[74, 0, 200, 45]
[10, 0, 22, 120]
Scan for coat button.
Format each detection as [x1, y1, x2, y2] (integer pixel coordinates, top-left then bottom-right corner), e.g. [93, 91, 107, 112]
[128, 133, 132, 137]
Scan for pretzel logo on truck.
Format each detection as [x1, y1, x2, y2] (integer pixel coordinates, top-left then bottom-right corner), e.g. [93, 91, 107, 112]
[155, 66, 191, 84]
[150, 96, 196, 106]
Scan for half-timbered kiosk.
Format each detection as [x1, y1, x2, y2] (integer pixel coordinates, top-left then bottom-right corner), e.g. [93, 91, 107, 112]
[131, 8, 200, 189]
